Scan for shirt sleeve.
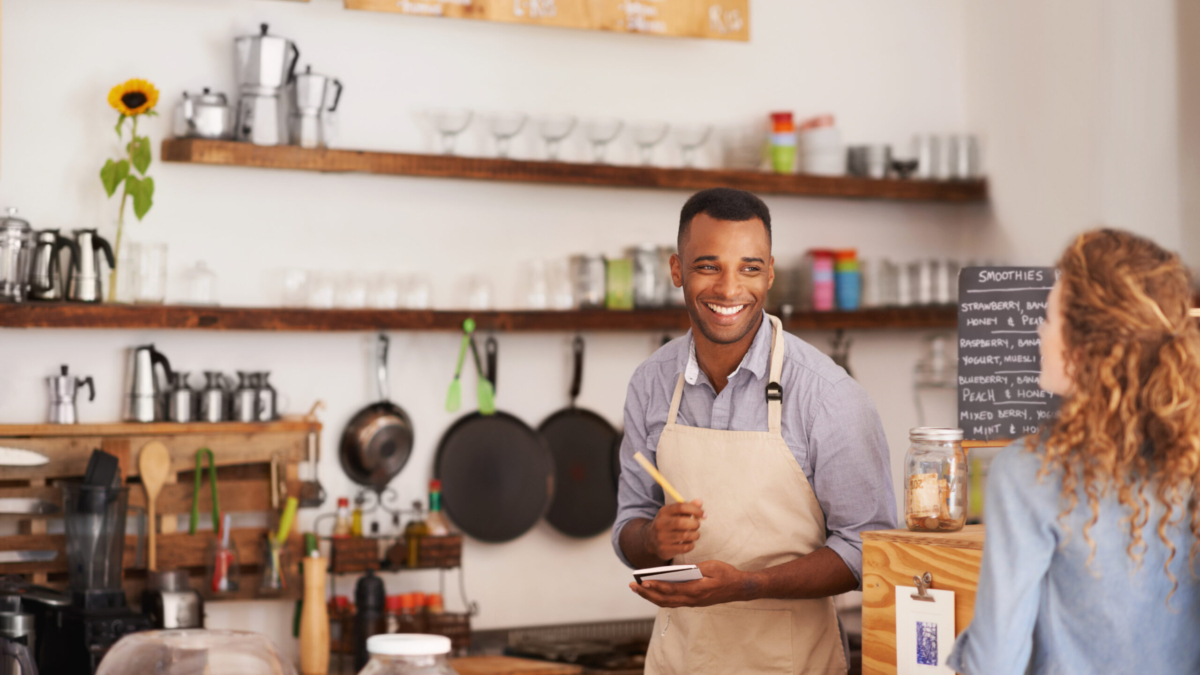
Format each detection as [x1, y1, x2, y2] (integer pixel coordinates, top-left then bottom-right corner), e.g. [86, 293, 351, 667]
[611, 369, 665, 568]
[947, 446, 1058, 675]
[806, 378, 897, 586]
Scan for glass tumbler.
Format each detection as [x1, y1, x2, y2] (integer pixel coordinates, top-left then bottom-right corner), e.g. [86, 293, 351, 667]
[131, 242, 168, 304]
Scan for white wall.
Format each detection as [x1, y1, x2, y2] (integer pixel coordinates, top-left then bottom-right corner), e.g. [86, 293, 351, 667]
[0, 0, 982, 661]
[963, 0, 1182, 264]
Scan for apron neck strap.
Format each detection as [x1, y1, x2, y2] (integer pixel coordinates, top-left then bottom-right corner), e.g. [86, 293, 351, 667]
[666, 314, 787, 430]
[766, 314, 785, 435]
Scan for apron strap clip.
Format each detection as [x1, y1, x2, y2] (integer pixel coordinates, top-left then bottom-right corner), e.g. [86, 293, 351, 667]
[765, 382, 783, 403]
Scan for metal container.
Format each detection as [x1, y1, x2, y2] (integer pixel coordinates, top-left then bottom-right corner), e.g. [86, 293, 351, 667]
[234, 23, 299, 90]
[630, 244, 663, 308]
[231, 371, 259, 423]
[255, 372, 278, 422]
[0, 611, 37, 675]
[198, 371, 229, 423]
[167, 372, 196, 423]
[66, 229, 114, 303]
[903, 427, 967, 532]
[124, 344, 173, 423]
[174, 88, 234, 140]
[142, 570, 203, 629]
[0, 209, 35, 303]
[47, 365, 94, 425]
[29, 230, 77, 301]
[570, 254, 607, 309]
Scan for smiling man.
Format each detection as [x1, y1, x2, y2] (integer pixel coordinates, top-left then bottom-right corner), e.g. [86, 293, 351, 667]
[614, 188, 896, 674]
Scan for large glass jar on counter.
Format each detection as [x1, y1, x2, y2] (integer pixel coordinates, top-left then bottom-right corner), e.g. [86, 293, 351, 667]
[358, 634, 456, 675]
[904, 427, 967, 532]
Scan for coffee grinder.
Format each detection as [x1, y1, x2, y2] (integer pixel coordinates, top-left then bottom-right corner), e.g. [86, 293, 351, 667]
[34, 452, 151, 673]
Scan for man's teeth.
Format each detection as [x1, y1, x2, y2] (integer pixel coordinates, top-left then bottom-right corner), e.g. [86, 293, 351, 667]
[707, 304, 745, 316]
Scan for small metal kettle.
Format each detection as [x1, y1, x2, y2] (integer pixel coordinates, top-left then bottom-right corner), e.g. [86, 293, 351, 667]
[29, 230, 78, 301]
[198, 371, 229, 423]
[124, 344, 173, 422]
[173, 88, 234, 140]
[66, 229, 114, 303]
[47, 365, 94, 425]
[167, 371, 196, 423]
[231, 371, 259, 423]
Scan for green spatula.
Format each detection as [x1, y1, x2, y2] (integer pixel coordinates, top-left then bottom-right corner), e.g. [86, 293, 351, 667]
[469, 335, 496, 416]
[445, 319, 475, 412]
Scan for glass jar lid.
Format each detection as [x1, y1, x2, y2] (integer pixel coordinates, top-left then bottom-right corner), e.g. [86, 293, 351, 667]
[367, 634, 451, 656]
[909, 427, 963, 442]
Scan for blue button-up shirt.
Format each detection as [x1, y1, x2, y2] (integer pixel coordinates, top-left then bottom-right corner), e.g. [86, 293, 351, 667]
[612, 314, 897, 584]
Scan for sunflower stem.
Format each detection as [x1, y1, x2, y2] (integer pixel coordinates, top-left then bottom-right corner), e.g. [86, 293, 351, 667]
[107, 115, 138, 303]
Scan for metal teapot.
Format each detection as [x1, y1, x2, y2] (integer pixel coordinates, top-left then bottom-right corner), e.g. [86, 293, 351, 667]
[29, 230, 78, 301]
[66, 229, 114, 303]
[173, 89, 234, 140]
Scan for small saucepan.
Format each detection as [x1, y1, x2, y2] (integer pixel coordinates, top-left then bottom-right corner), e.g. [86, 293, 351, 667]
[339, 334, 413, 491]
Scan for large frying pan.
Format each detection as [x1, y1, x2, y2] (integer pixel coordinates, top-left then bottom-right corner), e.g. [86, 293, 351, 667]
[435, 337, 555, 543]
[539, 337, 621, 538]
[340, 335, 413, 491]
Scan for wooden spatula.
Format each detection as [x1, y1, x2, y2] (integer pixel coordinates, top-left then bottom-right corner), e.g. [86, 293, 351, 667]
[138, 441, 172, 572]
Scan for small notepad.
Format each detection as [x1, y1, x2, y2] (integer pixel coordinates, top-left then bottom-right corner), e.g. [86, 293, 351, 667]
[895, 585, 956, 675]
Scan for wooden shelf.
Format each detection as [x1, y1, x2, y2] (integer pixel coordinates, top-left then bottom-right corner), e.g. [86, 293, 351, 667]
[0, 304, 958, 332]
[162, 139, 989, 203]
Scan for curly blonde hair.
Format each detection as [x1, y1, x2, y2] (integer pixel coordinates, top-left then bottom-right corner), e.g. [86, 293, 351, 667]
[1032, 229, 1200, 597]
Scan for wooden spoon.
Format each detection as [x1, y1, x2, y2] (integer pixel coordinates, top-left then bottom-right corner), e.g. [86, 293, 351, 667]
[138, 441, 172, 572]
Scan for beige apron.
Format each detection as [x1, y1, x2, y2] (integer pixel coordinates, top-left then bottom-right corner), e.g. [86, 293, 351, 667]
[645, 315, 846, 675]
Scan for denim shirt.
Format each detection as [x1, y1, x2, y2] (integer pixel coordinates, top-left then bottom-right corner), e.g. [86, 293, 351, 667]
[948, 444, 1200, 675]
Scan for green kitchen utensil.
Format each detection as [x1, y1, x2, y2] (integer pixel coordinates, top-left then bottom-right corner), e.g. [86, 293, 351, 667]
[469, 335, 496, 416]
[446, 318, 475, 412]
[189, 447, 221, 535]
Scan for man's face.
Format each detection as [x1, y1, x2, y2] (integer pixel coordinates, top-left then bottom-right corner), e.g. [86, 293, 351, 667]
[671, 213, 774, 345]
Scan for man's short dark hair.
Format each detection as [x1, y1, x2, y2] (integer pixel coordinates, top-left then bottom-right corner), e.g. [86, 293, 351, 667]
[677, 188, 772, 251]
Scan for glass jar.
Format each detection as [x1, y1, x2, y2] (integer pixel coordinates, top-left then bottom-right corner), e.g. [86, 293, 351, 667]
[630, 244, 662, 308]
[570, 254, 607, 309]
[904, 427, 967, 532]
[357, 634, 455, 675]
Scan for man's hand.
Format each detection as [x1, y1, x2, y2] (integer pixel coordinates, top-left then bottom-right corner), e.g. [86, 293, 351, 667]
[645, 500, 705, 562]
[629, 560, 756, 608]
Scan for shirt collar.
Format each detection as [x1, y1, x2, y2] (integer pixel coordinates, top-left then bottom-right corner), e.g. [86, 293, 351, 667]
[683, 312, 773, 386]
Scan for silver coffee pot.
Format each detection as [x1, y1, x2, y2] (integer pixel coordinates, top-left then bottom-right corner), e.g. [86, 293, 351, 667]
[66, 229, 114, 303]
[166, 371, 196, 423]
[47, 365, 94, 425]
[231, 371, 259, 423]
[29, 230, 77, 301]
[235, 24, 299, 147]
[174, 88, 234, 140]
[124, 344, 173, 422]
[255, 372, 278, 422]
[198, 371, 230, 423]
[0, 209, 35, 303]
[0, 611, 37, 675]
[290, 65, 342, 149]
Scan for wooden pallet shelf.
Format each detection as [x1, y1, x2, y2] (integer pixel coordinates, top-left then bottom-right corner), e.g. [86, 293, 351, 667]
[0, 304, 958, 332]
[161, 139, 989, 203]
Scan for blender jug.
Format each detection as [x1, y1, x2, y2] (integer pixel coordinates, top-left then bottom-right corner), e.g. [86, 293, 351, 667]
[62, 484, 130, 592]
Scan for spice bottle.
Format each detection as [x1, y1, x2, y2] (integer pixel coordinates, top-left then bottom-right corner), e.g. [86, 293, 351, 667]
[351, 495, 364, 538]
[404, 501, 428, 569]
[396, 593, 420, 634]
[385, 595, 403, 634]
[426, 480, 451, 537]
[904, 427, 967, 532]
[333, 497, 352, 539]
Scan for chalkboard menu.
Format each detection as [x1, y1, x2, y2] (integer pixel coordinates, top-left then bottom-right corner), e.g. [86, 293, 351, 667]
[958, 267, 1061, 441]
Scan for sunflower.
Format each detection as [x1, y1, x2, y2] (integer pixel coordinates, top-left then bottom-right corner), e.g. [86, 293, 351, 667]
[108, 78, 159, 116]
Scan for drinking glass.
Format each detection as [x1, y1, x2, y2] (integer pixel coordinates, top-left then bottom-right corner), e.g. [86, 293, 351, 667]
[131, 242, 168, 304]
[519, 259, 550, 309]
[585, 118, 624, 164]
[335, 273, 368, 309]
[674, 124, 712, 168]
[547, 258, 574, 310]
[306, 272, 335, 309]
[368, 273, 404, 309]
[538, 115, 577, 161]
[465, 275, 493, 310]
[281, 269, 308, 308]
[405, 273, 432, 309]
[431, 108, 473, 155]
[633, 121, 669, 166]
[183, 261, 218, 305]
[487, 112, 528, 158]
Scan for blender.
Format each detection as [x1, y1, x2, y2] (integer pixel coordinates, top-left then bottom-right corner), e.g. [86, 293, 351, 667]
[32, 455, 150, 674]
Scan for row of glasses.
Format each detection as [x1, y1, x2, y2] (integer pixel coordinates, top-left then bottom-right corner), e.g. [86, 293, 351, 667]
[281, 270, 432, 309]
[429, 107, 713, 166]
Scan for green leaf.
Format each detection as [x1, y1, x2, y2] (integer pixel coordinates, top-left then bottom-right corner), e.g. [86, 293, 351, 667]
[100, 159, 130, 198]
[114, 114, 126, 138]
[128, 136, 151, 175]
[131, 176, 154, 220]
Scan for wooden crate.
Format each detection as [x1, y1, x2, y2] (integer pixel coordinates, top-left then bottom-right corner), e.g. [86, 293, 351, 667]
[0, 421, 317, 602]
[861, 526, 985, 675]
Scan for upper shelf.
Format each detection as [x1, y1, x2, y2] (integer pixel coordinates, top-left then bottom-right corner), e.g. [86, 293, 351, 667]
[161, 139, 989, 203]
[0, 304, 957, 332]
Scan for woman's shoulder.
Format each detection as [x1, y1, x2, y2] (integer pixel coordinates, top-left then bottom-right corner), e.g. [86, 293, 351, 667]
[986, 441, 1063, 508]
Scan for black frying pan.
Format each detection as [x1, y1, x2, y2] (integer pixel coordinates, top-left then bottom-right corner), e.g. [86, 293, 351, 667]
[539, 337, 621, 538]
[435, 337, 555, 543]
[339, 334, 414, 491]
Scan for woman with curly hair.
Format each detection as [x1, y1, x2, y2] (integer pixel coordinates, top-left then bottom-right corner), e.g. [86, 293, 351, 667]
[948, 229, 1200, 674]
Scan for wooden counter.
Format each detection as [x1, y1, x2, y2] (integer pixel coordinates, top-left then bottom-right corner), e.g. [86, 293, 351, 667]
[450, 656, 583, 675]
[861, 525, 985, 675]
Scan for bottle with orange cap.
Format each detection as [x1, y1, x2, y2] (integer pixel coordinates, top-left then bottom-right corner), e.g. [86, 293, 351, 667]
[426, 480, 451, 537]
